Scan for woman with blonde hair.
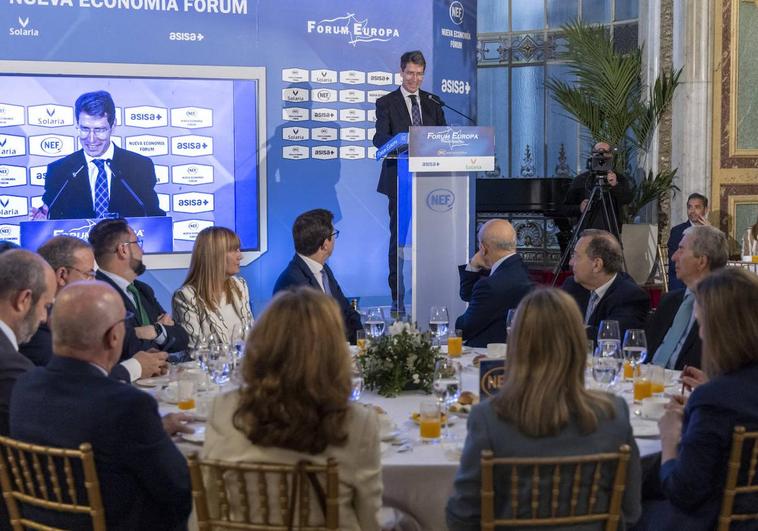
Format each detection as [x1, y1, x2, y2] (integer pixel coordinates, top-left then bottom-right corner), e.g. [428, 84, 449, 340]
[447, 287, 641, 529]
[201, 287, 382, 530]
[172, 226, 253, 346]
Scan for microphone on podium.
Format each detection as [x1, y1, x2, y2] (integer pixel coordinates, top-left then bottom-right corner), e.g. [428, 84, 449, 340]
[426, 93, 475, 124]
[44, 164, 86, 219]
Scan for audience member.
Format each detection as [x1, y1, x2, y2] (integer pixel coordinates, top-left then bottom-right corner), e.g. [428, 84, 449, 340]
[741, 214, 758, 257]
[173, 227, 253, 347]
[20, 235, 166, 382]
[0, 240, 19, 253]
[635, 268, 758, 530]
[563, 229, 649, 340]
[273, 209, 362, 342]
[9, 281, 192, 530]
[667, 193, 709, 290]
[446, 288, 641, 529]
[0, 250, 55, 435]
[647, 224, 727, 370]
[454, 219, 532, 347]
[202, 288, 382, 530]
[88, 218, 187, 380]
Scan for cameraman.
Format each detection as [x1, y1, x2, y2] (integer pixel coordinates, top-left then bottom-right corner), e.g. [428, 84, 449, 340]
[562, 141, 633, 239]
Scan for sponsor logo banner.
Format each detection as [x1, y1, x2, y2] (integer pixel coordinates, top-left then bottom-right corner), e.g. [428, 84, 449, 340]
[339, 70, 366, 84]
[367, 146, 378, 160]
[409, 155, 495, 172]
[282, 88, 309, 103]
[154, 165, 169, 185]
[367, 71, 393, 85]
[170, 107, 213, 129]
[311, 108, 338, 122]
[27, 105, 73, 128]
[311, 88, 337, 103]
[283, 127, 309, 141]
[28, 135, 74, 158]
[394, 73, 403, 85]
[173, 219, 215, 241]
[0, 195, 28, 218]
[282, 146, 310, 160]
[339, 89, 365, 104]
[171, 135, 213, 157]
[0, 165, 27, 187]
[124, 106, 168, 128]
[312, 146, 338, 160]
[0, 134, 26, 158]
[339, 127, 366, 141]
[30, 196, 43, 209]
[409, 127, 495, 170]
[282, 68, 310, 83]
[339, 108, 366, 122]
[312, 127, 338, 142]
[157, 193, 170, 213]
[173, 191, 215, 213]
[282, 107, 309, 122]
[368, 127, 376, 139]
[30, 166, 47, 186]
[339, 146, 365, 160]
[0, 104, 25, 127]
[367, 109, 377, 122]
[172, 163, 214, 185]
[367, 89, 390, 103]
[126, 135, 170, 157]
[310, 69, 338, 84]
[0, 224, 20, 244]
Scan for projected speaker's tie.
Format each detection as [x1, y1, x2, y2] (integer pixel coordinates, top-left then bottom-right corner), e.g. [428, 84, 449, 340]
[93, 158, 110, 218]
[409, 95, 422, 126]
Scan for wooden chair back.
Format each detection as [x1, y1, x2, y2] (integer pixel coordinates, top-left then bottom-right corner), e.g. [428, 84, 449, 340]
[657, 243, 670, 293]
[0, 435, 106, 531]
[718, 426, 758, 530]
[188, 453, 339, 530]
[480, 445, 630, 531]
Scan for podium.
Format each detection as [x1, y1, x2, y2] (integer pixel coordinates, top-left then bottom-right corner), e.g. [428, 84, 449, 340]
[376, 126, 494, 330]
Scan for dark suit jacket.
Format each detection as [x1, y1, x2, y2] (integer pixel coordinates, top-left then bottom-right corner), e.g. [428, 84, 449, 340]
[9, 356, 191, 530]
[562, 272, 650, 342]
[0, 329, 34, 436]
[454, 255, 533, 347]
[96, 270, 189, 360]
[562, 170, 633, 233]
[645, 288, 701, 370]
[372, 88, 446, 198]
[42, 146, 164, 219]
[273, 255, 362, 343]
[667, 221, 689, 291]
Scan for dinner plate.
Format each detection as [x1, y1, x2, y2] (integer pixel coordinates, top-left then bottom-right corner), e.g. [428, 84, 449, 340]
[631, 419, 659, 438]
[135, 376, 170, 388]
[181, 425, 206, 444]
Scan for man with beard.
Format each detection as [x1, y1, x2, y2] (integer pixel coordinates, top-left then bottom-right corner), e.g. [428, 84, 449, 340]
[88, 219, 188, 378]
[0, 250, 56, 434]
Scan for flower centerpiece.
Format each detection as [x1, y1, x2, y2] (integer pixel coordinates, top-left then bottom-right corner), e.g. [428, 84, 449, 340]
[360, 321, 439, 397]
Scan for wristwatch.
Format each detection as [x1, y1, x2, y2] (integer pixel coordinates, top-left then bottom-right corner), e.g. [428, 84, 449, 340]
[154, 323, 162, 338]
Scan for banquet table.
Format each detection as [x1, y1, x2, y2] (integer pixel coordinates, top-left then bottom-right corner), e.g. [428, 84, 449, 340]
[149, 349, 669, 531]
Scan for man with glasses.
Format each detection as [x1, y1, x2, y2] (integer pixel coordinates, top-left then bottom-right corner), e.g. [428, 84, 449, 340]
[0, 249, 56, 434]
[372, 50, 447, 313]
[273, 209, 362, 343]
[32, 90, 164, 220]
[88, 219, 188, 380]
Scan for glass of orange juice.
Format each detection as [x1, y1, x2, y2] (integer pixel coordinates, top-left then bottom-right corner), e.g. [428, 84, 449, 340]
[419, 400, 441, 442]
[649, 365, 665, 394]
[633, 366, 653, 402]
[447, 329, 463, 357]
[356, 330, 367, 352]
[177, 377, 196, 410]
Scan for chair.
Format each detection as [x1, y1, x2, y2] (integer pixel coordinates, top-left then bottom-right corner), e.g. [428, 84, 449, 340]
[718, 426, 758, 530]
[656, 243, 670, 293]
[188, 453, 339, 530]
[0, 435, 106, 531]
[480, 445, 630, 531]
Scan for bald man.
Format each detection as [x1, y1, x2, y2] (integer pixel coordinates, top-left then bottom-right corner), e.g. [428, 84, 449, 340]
[455, 219, 533, 347]
[10, 281, 192, 530]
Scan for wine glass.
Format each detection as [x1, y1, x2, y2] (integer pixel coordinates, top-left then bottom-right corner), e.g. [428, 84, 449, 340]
[429, 306, 449, 347]
[364, 307, 385, 338]
[350, 358, 364, 402]
[622, 329, 648, 375]
[597, 320, 621, 342]
[505, 308, 517, 339]
[206, 342, 231, 386]
[433, 358, 461, 439]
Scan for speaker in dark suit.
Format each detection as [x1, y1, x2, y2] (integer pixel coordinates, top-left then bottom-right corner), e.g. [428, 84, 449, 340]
[372, 51, 446, 309]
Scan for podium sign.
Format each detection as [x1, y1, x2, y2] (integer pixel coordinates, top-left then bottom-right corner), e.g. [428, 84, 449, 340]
[408, 126, 495, 172]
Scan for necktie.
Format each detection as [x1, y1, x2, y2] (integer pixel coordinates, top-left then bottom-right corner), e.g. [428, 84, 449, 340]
[320, 269, 332, 296]
[126, 283, 150, 326]
[652, 291, 695, 368]
[92, 159, 109, 218]
[584, 291, 599, 324]
[409, 95, 422, 126]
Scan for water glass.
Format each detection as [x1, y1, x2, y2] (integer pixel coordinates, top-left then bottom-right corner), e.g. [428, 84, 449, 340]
[206, 343, 231, 385]
[433, 357, 461, 407]
[505, 308, 517, 339]
[622, 329, 647, 380]
[597, 320, 621, 342]
[429, 305, 449, 344]
[364, 307, 386, 338]
[350, 358, 364, 401]
[592, 339, 621, 390]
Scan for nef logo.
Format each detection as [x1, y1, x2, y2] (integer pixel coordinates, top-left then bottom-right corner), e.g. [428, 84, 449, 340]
[449, 1, 464, 25]
[172, 192, 214, 213]
[0, 104, 24, 127]
[41, 137, 62, 154]
[173, 219, 215, 241]
[426, 188, 455, 212]
[170, 107, 213, 129]
[125, 106, 168, 128]
[172, 164, 214, 186]
[29, 135, 74, 158]
[0, 165, 26, 188]
[172, 135, 213, 157]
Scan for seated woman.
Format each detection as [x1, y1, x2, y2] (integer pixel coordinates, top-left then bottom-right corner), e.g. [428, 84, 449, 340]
[172, 226, 253, 346]
[201, 287, 382, 530]
[742, 215, 758, 257]
[446, 287, 641, 530]
[637, 267, 758, 530]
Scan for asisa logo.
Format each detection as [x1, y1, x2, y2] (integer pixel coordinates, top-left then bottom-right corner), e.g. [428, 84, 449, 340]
[306, 13, 400, 46]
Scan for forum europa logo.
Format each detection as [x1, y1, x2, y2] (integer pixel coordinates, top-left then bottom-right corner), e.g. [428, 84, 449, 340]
[306, 13, 400, 46]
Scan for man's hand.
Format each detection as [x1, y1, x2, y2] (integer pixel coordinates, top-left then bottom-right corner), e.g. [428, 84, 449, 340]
[580, 199, 590, 213]
[162, 413, 195, 436]
[29, 205, 49, 220]
[606, 171, 618, 187]
[133, 349, 168, 378]
[157, 313, 175, 326]
[134, 325, 158, 341]
[693, 214, 711, 226]
[469, 248, 487, 271]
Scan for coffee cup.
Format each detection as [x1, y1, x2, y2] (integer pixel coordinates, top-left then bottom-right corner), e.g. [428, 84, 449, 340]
[486, 343, 507, 358]
[640, 396, 668, 420]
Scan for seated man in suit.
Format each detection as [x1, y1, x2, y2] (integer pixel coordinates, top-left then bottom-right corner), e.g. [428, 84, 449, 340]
[19, 235, 166, 382]
[88, 218, 187, 380]
[648, 224, 728, 370]
[10, 281, 192, 530]
[455, 219, 533, 347]
[273, 208, 362, 342]
[667, 193, 709, 291]
[31, 90, 164, 220]
[563, 229, 649, 341]
[0, 250, 56, 435]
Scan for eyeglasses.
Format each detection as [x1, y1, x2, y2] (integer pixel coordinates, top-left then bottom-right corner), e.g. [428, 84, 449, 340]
[76, 126, 111, 140]
[403, 71, 425, 79]
[105, 311, 135, 334]
[330, 230, 340, 240]
[121, 238, 144, 249]
[66, 266, 96, 279]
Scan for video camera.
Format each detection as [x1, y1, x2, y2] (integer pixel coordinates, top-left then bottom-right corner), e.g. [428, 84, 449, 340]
[587, 148, 614, 175]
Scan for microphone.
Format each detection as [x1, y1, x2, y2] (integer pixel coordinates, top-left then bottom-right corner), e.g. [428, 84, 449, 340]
[107, 161, 147, 217]
[45, 164, 85, 219]
[426, 93, 475, 124]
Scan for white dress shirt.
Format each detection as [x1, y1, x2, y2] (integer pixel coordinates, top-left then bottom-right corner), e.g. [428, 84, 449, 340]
[84, 142, 115, 207]
[0, 319, 18, 351]
[298, 254, 328, 292]
[592, 273, 617, 304]
[399, 85, 423, 124]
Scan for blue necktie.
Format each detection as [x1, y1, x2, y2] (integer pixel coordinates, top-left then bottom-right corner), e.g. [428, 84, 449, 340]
[652, 291, 695, 368]
[584, 291, 599, 324]
[320, 269, 332, 296]
[92, 159, 109, 218]
[409, 95, 422, 126]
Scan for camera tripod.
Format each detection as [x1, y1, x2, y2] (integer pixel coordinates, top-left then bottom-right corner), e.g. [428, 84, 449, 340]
[551, 176, 626, 286]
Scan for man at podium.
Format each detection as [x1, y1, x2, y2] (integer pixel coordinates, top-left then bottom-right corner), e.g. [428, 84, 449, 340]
[372, 50, 447, 312]
[32, 90, 165, 220]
